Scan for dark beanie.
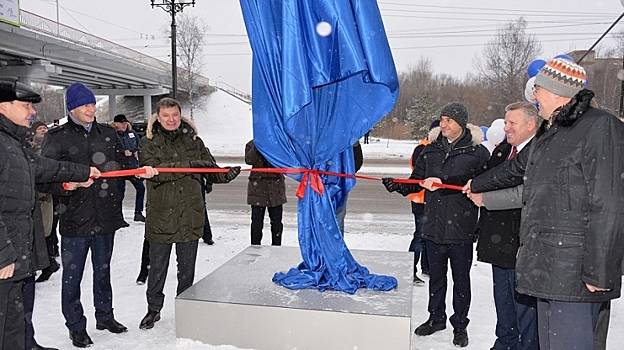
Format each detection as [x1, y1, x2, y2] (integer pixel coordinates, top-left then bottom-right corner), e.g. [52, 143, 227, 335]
[114, 114, 129, 123]
[66, 82, 96, 111]
[440, 102, 468, 128]
[429, 119, 440, 131]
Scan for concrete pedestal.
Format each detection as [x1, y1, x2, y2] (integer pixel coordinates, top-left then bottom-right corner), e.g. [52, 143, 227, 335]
[176, 246, 413, 350]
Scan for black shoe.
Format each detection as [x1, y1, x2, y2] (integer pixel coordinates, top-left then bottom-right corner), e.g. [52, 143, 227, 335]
[134, 213, 146, 222]
[453, 328, 469, 347]
[31, 343, 59, 350]
[204, 238, 214, 245]
[35, 261, 59, 283]
[414, 319, 446, 336]
[68, 329, 93, 348]
[136, 269, 148, 285]
[96, 318, 128, 333]
[120, 221, 130, 228]
[139, 311, 161, 330]
[51, 245, 59, 258]
[413, 275, 425, 285]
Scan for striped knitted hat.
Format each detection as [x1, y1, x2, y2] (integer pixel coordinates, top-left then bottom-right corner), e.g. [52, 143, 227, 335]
[535, 58, 587, 98]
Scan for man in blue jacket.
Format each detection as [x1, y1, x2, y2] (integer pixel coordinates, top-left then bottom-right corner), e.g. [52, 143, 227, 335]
[113, 113, 146, 222]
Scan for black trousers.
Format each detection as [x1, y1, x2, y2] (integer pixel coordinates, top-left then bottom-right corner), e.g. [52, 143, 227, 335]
[23, 276, 37, 349]
[0, 280, 25, 350]
[146, 240, 198, 312]
[250, 205, 283, 246]
[425, 239, 473, 330]
[140, 239, 150, 274]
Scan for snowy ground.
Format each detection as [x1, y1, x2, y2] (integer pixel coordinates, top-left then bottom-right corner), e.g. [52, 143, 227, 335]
[32, 194, 624, 350]
[31, 92, 623, 349]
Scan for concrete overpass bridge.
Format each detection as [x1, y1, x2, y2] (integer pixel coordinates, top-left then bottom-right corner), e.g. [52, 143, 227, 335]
[0, 10, 250, 121]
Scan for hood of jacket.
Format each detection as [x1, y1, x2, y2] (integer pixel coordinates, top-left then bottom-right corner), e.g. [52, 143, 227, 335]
[428, 123, 484, 145]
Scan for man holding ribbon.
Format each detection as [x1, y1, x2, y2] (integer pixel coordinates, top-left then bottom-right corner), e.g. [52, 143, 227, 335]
[383, 102, 489, 347]
[42, 82, 157, 348]
[138, 97, 240, 330]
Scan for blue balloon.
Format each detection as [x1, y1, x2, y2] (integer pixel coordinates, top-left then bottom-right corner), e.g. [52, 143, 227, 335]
[480, 126, 489, 141]
[527, 59, 546, 78]
[554, 54, 574, 62]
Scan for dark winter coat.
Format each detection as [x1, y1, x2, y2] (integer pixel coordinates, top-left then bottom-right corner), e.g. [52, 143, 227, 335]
[245, 140, 287, 208]
[0, 114, 89, 283]
[140, 117, 231, 244]
[399, 124, 489, 244]
[472, 90, 624, 302]
[116, 127, 140, 169]
[476, 141, 523, 269]
[41, 118, 127, 236]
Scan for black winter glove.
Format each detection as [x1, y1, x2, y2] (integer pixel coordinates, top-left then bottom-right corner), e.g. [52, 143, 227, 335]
[225, 166, 241, 182]
[190, 160, 217, 168]
[382, 177, 399, 193]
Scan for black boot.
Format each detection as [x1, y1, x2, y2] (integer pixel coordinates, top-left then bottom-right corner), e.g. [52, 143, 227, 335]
[134, 212, 146, 222]
[414, 319, 446, 336]
[36, 260, 60, 283]
[453, 328, 469, 347]
[412, 274, 425, 285]
[136, 267, 148, 285]
[69, 329, 93, 348]
[96, 318, 128, 333]
[139, 310, 161, 330]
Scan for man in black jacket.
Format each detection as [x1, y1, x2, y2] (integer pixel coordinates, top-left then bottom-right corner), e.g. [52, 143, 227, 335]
[42, 82, 157, 348]
[383, 103, 489, 347]
[0, 79, 96, 350]
[468, 58, 624, 350]
[468, 101, 540, 350]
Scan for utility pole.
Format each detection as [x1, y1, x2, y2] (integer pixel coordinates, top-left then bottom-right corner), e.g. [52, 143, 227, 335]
[150, 0, 196, 99]
[620, 53, 624, 119]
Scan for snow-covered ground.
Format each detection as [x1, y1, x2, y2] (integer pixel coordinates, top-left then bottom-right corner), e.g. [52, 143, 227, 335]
[31, 91, 623, 349]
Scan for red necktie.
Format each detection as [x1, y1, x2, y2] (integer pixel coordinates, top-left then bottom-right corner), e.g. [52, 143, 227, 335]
[507, 146, 518, 160]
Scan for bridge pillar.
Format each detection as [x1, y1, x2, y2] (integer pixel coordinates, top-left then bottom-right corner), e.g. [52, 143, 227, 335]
[143, 95, 152, 120]
[108, 95, 117, 122]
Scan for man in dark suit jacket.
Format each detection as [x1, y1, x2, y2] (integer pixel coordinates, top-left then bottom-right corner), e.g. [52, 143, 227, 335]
[467, 101, 540, 350]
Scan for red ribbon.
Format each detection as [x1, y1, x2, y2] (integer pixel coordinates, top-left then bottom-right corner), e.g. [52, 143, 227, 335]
[71, 167, 464, 196]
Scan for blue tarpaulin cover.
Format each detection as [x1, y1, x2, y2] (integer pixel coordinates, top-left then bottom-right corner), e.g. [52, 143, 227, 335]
[240, 0, 399, 294]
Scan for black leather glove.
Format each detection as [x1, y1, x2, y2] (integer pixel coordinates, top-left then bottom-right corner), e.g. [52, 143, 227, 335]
[189, 160, 216, 168]
[382, 177, 399, 193]
[225, 166, 241, 182]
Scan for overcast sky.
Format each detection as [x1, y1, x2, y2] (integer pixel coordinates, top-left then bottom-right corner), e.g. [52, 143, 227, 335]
[19, 0, 624, 92]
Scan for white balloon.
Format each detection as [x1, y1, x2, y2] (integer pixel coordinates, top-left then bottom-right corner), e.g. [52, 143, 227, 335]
[487, 119, 506, 147]
[481, 140, 494, 155]
[524, 76, 537, 103]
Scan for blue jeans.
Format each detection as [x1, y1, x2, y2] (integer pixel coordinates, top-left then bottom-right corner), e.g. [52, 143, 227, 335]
[537, 299, 607, 350]
[491, 265, 538, 350]
[117, 177, 145, 214]
[61, 234, 115, 331]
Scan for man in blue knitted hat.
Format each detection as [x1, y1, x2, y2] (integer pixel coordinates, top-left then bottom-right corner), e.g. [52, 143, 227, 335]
[42, 82, 157, 348]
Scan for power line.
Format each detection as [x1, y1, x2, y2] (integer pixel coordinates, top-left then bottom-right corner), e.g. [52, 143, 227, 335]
[379, 7, 611, 18]
[377, 2, 615, 16]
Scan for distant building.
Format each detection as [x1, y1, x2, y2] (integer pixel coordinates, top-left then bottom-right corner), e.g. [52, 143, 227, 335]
[568, 50, 622, 117]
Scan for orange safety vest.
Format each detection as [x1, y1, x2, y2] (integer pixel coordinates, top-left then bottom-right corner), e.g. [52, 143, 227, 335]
[407, 138, 429, 204]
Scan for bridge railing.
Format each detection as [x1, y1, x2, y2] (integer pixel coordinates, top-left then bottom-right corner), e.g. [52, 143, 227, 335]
[19, 10, 171, 72]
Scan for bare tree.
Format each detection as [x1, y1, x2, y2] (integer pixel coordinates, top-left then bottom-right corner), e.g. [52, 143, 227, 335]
[174, 13, 209, 119]
[476, 18, 541, 116]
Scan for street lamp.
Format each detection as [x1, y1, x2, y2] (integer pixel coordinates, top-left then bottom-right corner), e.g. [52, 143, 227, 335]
[150, 0, 196, 99]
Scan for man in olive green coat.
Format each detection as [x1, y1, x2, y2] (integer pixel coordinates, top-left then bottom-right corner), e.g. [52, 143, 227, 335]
[138, 97, 241, 330]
